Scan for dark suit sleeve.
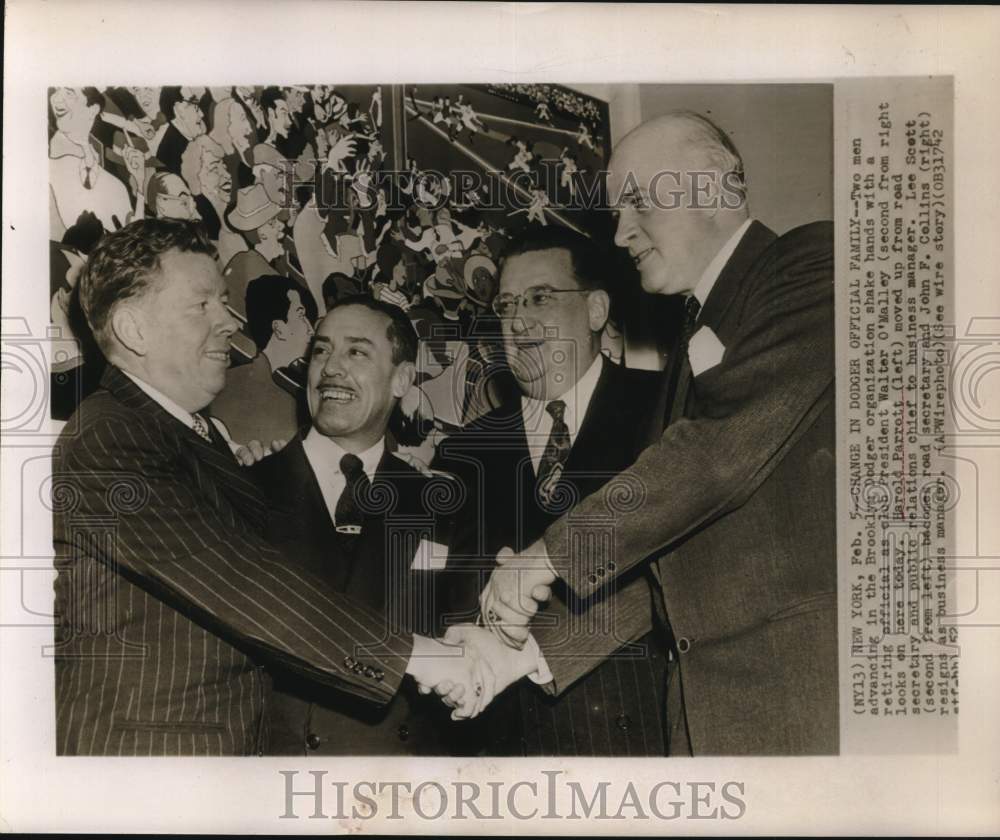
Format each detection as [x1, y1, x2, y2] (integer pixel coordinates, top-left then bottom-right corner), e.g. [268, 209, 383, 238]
[531, 571, 654, 695]
[435, 420, 655, 696]
[545, 225, 835, 599]
[59, 416, 413, 704]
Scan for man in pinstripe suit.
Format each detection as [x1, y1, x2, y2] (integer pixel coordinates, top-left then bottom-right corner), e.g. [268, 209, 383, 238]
[52, 218, 527, 755]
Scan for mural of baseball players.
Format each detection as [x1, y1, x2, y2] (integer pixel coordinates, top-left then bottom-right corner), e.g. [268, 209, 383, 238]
[50, 83, 612, 465]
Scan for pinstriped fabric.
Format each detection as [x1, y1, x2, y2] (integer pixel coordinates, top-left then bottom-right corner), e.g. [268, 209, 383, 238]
[53, 366, 413, 756]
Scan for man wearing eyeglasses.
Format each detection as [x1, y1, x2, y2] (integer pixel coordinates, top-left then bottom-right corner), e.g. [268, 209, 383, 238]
[146, 171, 200, 222]
[432, 226, 668, 756]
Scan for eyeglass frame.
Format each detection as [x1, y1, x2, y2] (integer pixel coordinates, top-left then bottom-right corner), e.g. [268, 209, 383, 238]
[491, 284, 592, 319]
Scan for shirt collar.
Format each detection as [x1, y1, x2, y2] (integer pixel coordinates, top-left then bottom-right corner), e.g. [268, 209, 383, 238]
[521, 351, 603, 437]
[692, 217, 754, 308]
[122, 370, 201, 430]
[302, 427, 385, 481]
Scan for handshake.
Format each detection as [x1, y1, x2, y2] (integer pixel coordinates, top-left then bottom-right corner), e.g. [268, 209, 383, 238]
[406, 544, 557, 719]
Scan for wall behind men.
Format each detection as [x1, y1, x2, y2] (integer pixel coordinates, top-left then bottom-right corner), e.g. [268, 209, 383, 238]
[637, 83, 834, 234]
[571, 83, 833, 368]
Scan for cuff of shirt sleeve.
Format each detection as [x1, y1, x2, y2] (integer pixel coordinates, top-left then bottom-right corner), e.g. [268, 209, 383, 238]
[523, 632, 554, 686]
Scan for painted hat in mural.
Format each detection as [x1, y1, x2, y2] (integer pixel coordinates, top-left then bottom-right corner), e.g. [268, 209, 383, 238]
[227, 183, 285, 231]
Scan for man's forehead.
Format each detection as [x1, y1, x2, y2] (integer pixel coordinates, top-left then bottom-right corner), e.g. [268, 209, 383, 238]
[609, 123, 688, 186]
[500, 249, 575, 290]
[317, 306, 391, 345]
[157, 250, 222, 291]
[163, 175, 190, 194]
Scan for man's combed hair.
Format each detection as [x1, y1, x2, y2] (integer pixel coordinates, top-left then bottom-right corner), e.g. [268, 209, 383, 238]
[245, 274, 302, 351]
[324, 295, 418, 366]
[668, 110, 747, 204]
[78, 218, 217, 353]
[498, 225, 609, 292]
[260, 86, 285, 120]
[158, 86, 186, 122]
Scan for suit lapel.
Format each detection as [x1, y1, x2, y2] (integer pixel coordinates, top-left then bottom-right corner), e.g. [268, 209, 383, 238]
[664, 221, 778, 426]
[697, 220, 777, 332]
[563, 357, 628, 477]
[270, 435, 335, 536]
[101, 366, 267, 527]
[349, 453, 428, 607]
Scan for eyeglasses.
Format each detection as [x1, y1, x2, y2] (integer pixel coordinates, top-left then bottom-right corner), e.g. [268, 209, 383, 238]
[491, 285, 589, 319]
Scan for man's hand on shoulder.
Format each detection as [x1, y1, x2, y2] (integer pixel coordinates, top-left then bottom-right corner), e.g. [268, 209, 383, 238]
[233, 438, 289, 467]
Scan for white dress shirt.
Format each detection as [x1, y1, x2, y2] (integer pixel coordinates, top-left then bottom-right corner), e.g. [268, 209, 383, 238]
[122, 370, 237, 450]
[301, 429, 385, 524]
[691, 217, 754, 309]
[519, 352, 603, 475]
[515, 354, 605, 686]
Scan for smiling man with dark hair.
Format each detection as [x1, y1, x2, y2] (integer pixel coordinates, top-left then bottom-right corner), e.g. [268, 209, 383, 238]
[256, 297, 539, 755]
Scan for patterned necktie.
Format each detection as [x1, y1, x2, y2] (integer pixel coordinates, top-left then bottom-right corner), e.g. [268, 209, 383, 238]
[191, 413, 213, 442]
[335, 453, 370, 535]
[535, 399, 572, 507]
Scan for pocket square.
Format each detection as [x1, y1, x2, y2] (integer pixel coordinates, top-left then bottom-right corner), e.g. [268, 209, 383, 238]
[410, 538, 449, 571]
[688, 325, 726, 376]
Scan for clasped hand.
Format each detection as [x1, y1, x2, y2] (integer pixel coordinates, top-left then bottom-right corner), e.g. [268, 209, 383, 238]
[408, 626, 537, 720]
[480, 544, 556, 649]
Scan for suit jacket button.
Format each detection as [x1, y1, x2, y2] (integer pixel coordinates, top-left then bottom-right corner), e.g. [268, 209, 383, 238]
[588, 574, 599, 584]
[306, 733, 321, 751]
[616, 714, 632, 732]
[364, 666, 376, 678]
[344, 656, 356, 669]
[353, 662, 365, 674]
[397, 725, 409, 741]
[677, 637, 692, 654]
[607, 561, 617, 572]
[374, 669, 385, 681]
[596, 567, 605, 577]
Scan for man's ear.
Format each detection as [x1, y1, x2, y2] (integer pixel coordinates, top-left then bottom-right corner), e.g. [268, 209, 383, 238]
[587, 289, 610, 333]
[110, 304, 148, 357]
[392, 360, 416, 399]
[698, 167, 723, 219]
[271, 318, 287, 341]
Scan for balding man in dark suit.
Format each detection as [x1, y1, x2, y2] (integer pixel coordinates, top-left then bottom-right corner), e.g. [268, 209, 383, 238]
[480, 112, 838, 756]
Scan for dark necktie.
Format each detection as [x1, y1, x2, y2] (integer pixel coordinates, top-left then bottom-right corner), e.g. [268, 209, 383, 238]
[665, 295, 703, 426]
[680, 295, 702, 352]
[335, 453, 370, 536]
[535, 399, 572, 508]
